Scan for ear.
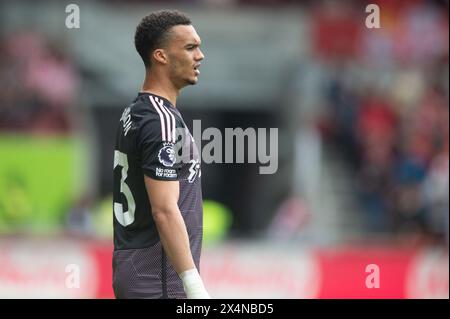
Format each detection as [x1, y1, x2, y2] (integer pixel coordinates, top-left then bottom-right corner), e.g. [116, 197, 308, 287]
[152, 49, 168, 65]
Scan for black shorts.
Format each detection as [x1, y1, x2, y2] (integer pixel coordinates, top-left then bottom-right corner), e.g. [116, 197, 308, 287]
[112, 242, 186, 299]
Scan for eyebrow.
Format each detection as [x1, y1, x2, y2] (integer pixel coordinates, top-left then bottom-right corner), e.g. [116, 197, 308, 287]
[185, 41, 201, 48]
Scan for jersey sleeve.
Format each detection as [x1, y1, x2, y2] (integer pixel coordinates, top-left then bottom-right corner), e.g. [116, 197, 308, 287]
[136, 115, 181, 181]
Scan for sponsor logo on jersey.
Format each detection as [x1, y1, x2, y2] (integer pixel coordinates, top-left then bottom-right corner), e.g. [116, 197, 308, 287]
[155, 167, 177, 178]
[188, 159, 201, 183]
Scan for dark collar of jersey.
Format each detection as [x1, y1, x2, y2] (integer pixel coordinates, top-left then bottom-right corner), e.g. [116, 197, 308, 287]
[137, 92, 175, 109]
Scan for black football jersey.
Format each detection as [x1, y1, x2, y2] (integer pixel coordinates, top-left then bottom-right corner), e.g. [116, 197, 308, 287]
[113, 92, 203, 252]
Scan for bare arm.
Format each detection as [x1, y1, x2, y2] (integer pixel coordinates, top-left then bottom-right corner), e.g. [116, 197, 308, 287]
[144, 176, 210, 298]
[144, 176, 194, 274]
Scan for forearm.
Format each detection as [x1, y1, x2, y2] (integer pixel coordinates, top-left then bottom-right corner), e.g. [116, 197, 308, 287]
[153, 207, 195, 275]
[146, 177, 210, 298]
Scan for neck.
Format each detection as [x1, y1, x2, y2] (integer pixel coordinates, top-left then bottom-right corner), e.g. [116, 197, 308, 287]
[141, 70, 179, 107]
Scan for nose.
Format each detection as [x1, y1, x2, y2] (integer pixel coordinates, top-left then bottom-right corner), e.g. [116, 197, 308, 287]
[196, 48, 204, 61]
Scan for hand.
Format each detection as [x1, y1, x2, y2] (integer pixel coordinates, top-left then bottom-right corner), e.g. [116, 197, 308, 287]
[180, 268, 211, 299]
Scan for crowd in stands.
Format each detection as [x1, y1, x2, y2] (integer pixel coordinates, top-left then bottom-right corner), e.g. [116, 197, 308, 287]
[314, 0, 448, 243]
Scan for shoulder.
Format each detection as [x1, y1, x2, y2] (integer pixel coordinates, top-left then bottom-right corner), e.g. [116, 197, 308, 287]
[114, 95, 160, 147]
[130, 94, 178, 122]
[129, 94, 160, 119]
[131, 95, 172, 145]
[125, 93, 183, 145]
[126, 95, 166, 136]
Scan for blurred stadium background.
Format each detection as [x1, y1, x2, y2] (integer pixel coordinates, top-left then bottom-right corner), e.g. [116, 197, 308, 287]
[0, 0, 448, 298]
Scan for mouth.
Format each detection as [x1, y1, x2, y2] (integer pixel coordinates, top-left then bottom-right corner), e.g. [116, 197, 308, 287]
[193, 64, 201, 76]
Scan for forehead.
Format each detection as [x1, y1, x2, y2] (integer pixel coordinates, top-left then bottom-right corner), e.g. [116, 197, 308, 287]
[168, 25, 201, 44]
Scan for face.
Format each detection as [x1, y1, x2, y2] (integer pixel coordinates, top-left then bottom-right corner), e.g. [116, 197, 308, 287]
[164, 25, 204, 88]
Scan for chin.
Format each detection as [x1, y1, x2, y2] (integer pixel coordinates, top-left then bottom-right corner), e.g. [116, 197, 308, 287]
[186, 77, 198, 85]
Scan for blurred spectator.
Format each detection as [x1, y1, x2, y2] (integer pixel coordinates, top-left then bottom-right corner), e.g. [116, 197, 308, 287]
[0, 31, 78, 134]
[423, 150, 449, 245]
[312, 0, 362, 62]
[65, 195, 95, 237]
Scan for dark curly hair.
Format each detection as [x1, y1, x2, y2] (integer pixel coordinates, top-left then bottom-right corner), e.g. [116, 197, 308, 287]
[134, 10, 191, 68]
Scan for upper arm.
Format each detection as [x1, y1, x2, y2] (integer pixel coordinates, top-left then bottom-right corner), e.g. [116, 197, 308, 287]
[137, 112, 181, 181]
[144, 175, 179, 214]
[137, 108, 182, 213]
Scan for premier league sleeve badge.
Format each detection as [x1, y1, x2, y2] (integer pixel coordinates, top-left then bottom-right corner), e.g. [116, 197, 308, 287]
[158, 143, 177, 167]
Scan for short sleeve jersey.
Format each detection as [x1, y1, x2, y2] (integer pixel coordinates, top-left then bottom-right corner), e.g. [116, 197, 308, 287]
[113, 92, 203, 252]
